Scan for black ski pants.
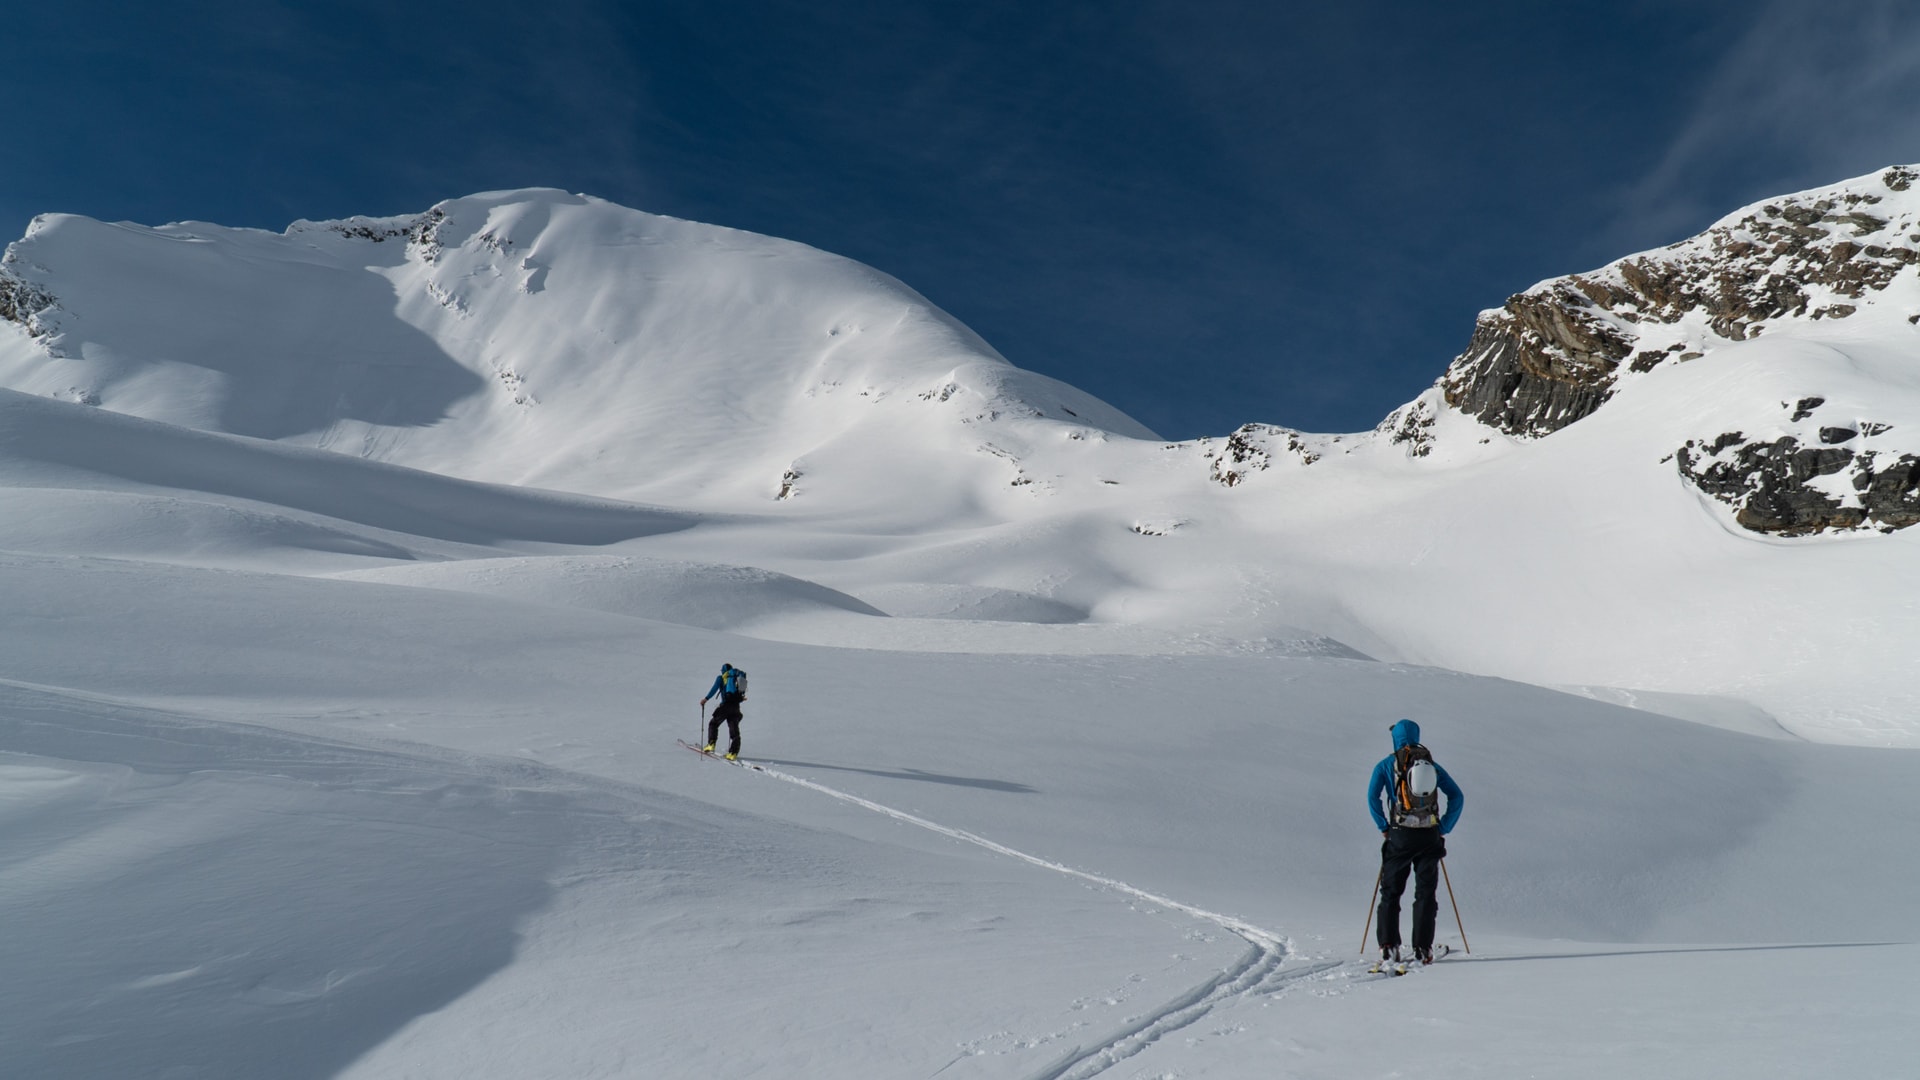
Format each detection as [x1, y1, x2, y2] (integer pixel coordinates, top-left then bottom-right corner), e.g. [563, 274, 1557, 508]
[707, 693, 744, 755]
[1377, 826, 1446, 953]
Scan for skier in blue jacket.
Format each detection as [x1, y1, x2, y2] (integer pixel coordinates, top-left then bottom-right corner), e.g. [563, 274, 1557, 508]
[1367, 718, 1463, 965]
[700, 663, 748, 760]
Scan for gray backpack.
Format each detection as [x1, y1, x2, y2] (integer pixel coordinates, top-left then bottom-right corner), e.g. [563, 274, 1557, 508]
[1391, 744, 1441, 828]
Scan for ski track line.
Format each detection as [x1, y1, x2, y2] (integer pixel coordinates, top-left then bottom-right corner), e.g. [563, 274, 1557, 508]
[742, 760, 1285, 949]
[728, 758, 1327, 1079]
[0, 692, 1348, 1078]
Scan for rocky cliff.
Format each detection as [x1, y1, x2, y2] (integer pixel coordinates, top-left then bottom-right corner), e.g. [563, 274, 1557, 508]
[1392, 165, 1920, 536]
[1427, 166, 1920, 442]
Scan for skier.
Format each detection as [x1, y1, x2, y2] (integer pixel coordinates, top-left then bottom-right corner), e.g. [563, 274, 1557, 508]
[700, 662, 748, 760]
[1367, 718, 1463, 966]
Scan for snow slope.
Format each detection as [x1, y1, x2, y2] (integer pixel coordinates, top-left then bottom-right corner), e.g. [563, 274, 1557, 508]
[0, 191, 1151, 517]
[9, 179, 1920, 739]
[2, 552, 1912, 1077]
[1, 172, 1917, 1076]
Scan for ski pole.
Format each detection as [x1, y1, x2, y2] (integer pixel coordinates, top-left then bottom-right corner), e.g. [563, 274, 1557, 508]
[1360, 867, 1382, 955]
[1441, 858, 1470, 955]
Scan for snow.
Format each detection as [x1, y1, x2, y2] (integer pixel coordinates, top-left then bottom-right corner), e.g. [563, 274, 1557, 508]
[2, 181, 1917, 1076]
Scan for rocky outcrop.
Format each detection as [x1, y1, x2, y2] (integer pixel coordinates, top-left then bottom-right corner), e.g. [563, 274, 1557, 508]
[1377, 395, 1440, 458]
[1434, 166, 1920, 439]
[1436, 284, 1633, 437]
[1673, 399, 1920, 535]
[1676, 435, 1920, 534]
[290, 207, 448, 261]
[1380, 165, 1920, 536]
[1203, 423, 1331, 486]
[0, 266, 58, 339]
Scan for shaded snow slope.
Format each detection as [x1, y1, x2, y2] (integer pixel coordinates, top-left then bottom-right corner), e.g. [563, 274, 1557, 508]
[0, 387, 692, 564]
[0, 683, 582, 1079]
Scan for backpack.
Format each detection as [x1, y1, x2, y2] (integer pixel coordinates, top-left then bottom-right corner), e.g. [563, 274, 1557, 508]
[728, 668, 748, 698]
[1392, 743, 1441, 828]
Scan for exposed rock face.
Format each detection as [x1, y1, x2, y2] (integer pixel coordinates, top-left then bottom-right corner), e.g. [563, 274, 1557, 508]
[291, 207, 447, 259]
[0, 266, 58, 339]
[1436, 283, 1632, 438]
[1673, 399, 1920, 535]
[1203, 423, 1329, 486]
[1676, 435, 1920, 534]
[1374, 163, 1920, 538]
[1424, 166, 1920, 441]
[1376, 392, 1439, 458]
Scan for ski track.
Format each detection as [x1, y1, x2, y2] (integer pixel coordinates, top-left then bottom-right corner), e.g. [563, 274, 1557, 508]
[0, 681, 1350, 1078]
[727, 758, 1339, 1078]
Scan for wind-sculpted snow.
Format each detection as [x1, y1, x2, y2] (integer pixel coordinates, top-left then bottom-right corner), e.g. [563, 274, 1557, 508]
[332, 553, 886, 630]
[855, 582, 1089, 623]
[0, 388, 692, 549]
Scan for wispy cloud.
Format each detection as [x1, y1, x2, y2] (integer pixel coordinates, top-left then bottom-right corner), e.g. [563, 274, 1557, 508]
[1611, 0, 1920, 251]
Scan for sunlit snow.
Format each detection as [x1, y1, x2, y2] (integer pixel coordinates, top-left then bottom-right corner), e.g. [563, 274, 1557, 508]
[0, 180, 1914, 1077]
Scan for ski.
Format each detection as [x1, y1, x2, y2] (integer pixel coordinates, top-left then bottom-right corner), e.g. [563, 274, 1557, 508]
[676, 739, 763, 771]
[1367, 944, 1451, 975]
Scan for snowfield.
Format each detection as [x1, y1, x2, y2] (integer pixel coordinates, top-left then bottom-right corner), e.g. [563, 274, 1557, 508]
[1, 176, 1916, 1077]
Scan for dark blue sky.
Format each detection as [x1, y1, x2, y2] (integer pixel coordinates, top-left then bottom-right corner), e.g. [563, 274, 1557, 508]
[7, 1, 1919, 438]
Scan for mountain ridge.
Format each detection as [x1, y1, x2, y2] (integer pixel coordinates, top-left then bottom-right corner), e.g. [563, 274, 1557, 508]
[5, 174, 1920, 743]
[1371, 164, 1920, 536]
[0, 189, 1155, 517]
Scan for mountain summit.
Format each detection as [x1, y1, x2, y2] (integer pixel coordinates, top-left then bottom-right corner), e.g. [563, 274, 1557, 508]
[0, 189, 1151, 518]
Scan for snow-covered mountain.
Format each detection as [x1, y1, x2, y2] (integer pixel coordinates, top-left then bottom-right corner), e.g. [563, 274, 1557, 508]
[0, 190, 1149, 517]
[7, 174, 1920, 743]
[3, 171, 1918, 1077]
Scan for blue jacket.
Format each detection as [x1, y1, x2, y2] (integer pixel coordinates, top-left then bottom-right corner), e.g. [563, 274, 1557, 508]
[704, 667, 745, 701]
[1367, 719, 1463, 834]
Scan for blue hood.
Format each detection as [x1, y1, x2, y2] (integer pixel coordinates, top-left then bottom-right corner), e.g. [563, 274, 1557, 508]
[1391, 719, 1420, 749]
